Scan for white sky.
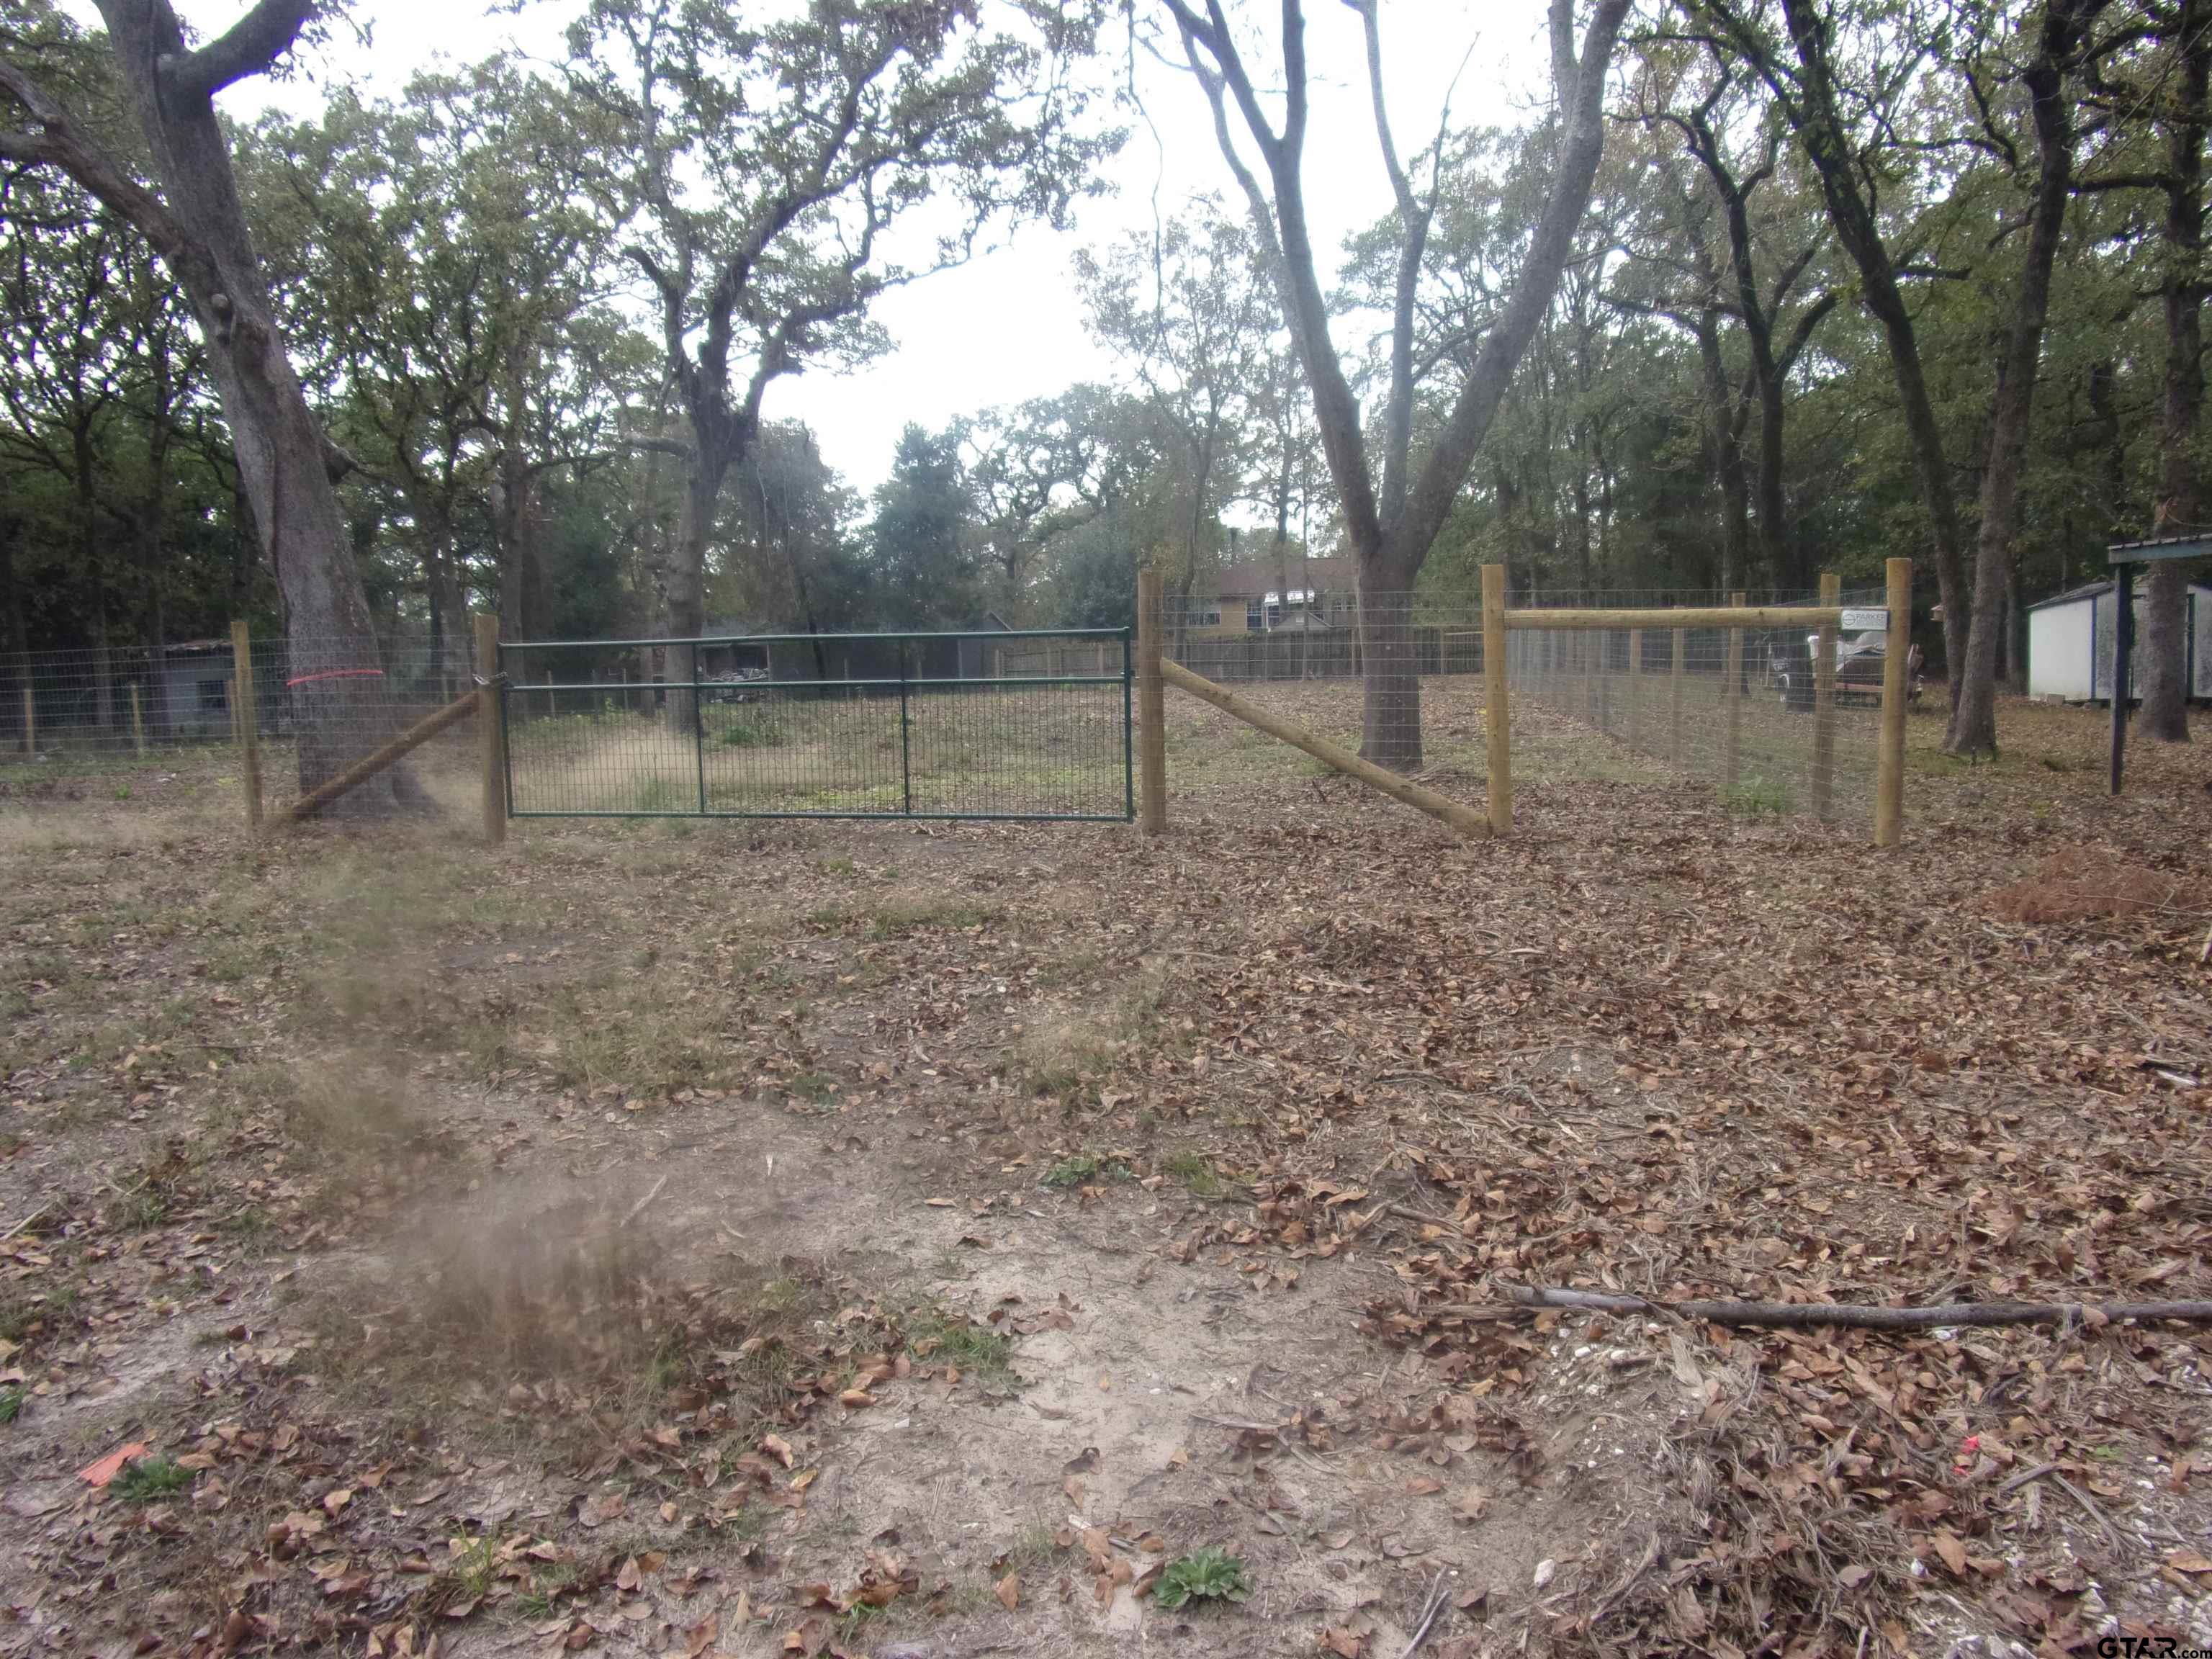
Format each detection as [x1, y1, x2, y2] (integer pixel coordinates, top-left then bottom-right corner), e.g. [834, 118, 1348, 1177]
[184, 0, 1556, 491]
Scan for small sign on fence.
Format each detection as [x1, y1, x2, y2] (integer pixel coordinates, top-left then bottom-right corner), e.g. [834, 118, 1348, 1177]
[1840, 608, 1889, 632]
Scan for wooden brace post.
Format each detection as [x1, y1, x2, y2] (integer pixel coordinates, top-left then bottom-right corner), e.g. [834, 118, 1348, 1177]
[279, 688, 479, 823]
[1161, 659, 1489, 839]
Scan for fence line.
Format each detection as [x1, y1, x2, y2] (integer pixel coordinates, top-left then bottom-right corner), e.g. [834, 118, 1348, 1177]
[1149, 575, 1904, 839]
[3, 626, 492, 824]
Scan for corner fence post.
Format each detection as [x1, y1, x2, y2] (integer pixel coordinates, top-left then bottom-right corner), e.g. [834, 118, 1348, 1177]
[231, 620, 261, 833]
[1812, 572, 1840, 822]
[475, 613, 505, 845]
[1121, 628, 1135, 821]
[1481, 563, 1511, 835]
[130, 684, 145, 757]
[1722, 592, 1746, 793]
[20, 680, 33, 757]
[899, 639, 913, 816]
[1138, 567, 1166, 835]
[1876, 557, 1912, 846]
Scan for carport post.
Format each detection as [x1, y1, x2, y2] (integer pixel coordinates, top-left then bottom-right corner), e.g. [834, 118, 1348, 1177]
[1137, 567, 1166, 835]
[1876, 558, 1912, 847]
[1481, 563, 1511, 835]
[1812, 572, 1839, 821]
[2110, 559, 2134, 796]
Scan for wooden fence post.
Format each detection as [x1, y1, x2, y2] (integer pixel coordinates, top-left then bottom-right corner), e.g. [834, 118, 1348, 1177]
[1670, 628, 1684, 765]
[1722, 591, 1745, 791]
[1627, 627, 1642, 750]
[1482, 563, 1511, 835]
[20, 682, 34, 757]
[1138, 566, 1166, 835]
[232, 620, 261, 832]
[1812, 571, 1840, 821]
[475, 613, 505, 846]
[1876, 558, 1911, 847]
[130, 683, 145, 756]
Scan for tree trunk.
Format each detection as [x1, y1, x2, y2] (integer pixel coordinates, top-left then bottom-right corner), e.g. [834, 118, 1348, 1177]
[1, 519, 26, 746]
[1569, 440, 1593, 595]
[1951, 1, 2084, 756]
[1696, 319, 1751, 593]
[229, 459, 258, 614]
[90, 0, 410, 811]
[75, 422, 115, 734]
[663, 446, 734, 729]
[1773, 0, 1972, 704]
[1356, 545, 1422, 770]
[1755, 374, 1797, 590]
[2145, 0, 2210, 742]
[2004, 557, 2027, 696]
[140, 391, 172, 740]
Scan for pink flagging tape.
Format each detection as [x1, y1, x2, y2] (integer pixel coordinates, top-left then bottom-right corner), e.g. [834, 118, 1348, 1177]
[285, 667, 387, 689]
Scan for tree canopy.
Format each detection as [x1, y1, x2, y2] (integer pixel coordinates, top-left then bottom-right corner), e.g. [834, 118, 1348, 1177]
[4, 0, 2207, 763]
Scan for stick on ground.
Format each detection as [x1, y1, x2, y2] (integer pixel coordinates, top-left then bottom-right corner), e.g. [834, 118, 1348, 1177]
[1428, 1285, 2212, 1331]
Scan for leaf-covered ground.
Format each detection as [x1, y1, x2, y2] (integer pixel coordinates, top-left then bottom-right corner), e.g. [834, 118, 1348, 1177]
[0, 691, 2207, 1659]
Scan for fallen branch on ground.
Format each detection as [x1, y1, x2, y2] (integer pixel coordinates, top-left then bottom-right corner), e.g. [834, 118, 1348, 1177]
[1424, 1285, 2212, 1331]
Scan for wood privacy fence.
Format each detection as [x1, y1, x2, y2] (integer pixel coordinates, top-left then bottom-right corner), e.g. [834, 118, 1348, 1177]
[1136, 560, 1912, 847]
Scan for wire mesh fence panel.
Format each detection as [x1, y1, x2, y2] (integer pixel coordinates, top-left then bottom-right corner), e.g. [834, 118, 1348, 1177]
[3, 629, 489, 817]
[1158, 588, 1890, 827]
[499, 631, 1131, 822]
[1505, 618, 1886, 827]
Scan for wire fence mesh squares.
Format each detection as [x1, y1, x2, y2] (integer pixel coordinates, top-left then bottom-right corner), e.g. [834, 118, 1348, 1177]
[498, 630, 1132, 822]
[3, 629, 488, 817]
[1156, 585, 1892, 828]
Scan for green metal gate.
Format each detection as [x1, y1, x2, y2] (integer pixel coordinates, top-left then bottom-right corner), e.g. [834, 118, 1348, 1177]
[498, 629, 1133, 822]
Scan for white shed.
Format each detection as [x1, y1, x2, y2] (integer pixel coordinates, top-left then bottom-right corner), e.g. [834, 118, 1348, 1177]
[2027, 578, 2212, 702]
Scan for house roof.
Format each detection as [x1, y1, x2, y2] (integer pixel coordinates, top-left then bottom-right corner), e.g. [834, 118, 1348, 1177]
[1211, 555, 1355, 601]
[2028, 577, 2212, 612]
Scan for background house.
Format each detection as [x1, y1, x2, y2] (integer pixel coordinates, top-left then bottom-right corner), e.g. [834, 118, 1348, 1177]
[1184, 556, 1358, 638]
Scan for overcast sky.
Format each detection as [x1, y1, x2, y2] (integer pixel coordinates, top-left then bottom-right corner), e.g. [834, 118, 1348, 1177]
[182, 0, 1556, 492]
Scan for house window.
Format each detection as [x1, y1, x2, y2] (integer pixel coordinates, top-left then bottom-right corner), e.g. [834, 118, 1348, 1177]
[1246, 600, 1264, 632]
[197, 678, 228, 714]
[1195, 607, 1222, 628]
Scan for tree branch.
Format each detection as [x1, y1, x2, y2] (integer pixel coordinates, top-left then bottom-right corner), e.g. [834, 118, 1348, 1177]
[159, 0, 316, 103]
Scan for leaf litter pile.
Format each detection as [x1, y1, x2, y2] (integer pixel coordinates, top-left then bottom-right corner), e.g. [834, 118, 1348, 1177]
[0, 693, 2208, 1658]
